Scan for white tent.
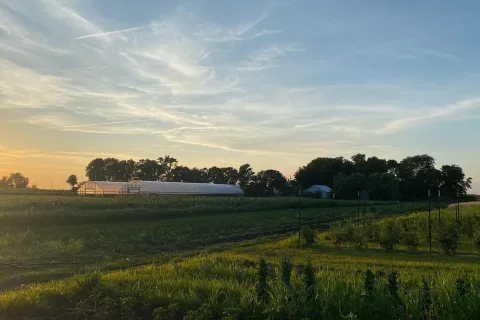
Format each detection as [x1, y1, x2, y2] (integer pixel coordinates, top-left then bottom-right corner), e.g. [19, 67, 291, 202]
[77, 181, 128, 195]
[304, 185, 332, 198]
[123, 181, 244, 196]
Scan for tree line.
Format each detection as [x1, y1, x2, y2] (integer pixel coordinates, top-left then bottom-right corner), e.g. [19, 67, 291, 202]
[74, 153, 472, 200]
[72, 156, 289, 196]
[1, 153, 472, 200]
[295, 154, 472, 200]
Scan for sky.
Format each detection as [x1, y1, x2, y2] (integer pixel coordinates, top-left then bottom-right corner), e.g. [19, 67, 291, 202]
[1, 0, 480, 192]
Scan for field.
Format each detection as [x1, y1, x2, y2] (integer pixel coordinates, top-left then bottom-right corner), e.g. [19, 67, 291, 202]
[0, 195, 478, 319]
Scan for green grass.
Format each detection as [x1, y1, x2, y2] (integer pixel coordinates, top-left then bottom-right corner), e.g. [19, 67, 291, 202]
[1, 233, 480, 319]
[0, 196, 476, 319]
[0, 194, 428, 227]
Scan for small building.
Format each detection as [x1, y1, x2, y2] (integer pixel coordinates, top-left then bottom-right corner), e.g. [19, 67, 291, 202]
[304, 185, 332, 198]
[77, 181, 128, 195]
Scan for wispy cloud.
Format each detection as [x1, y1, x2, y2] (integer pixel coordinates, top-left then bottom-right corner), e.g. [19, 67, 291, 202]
[76, 27, 144, 40]
[377, 99, 480, 134]
[1, 0, 479, 190]
[63, 120, 147, 128]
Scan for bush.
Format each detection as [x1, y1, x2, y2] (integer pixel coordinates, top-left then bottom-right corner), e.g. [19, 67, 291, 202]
[473, 231, 480, 253]
[302, 260, 316, 302]
[403, 231, 420, 253]
[363, 269, 375, 299]
[364, 221, 381, 243]
[378, 220, 401, 252]
[437, 223, 459, 255]
[461, 215, 479, 238]
[281, 257, 293, 288]
[332, 223, 356, 246]
[300, 226, 316, 245]
[353, 227, 368, 250]
[256, 258, 270, 302]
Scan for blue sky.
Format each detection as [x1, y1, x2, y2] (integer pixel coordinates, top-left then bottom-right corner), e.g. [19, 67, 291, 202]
[1, 0, 479, 191]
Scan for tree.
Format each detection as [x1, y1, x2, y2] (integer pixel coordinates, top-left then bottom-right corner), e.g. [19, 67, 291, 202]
[7, 173, 29, 188]
[86, 158, 106, 181]
[333, 172, 365, 199]
[135, 159, 162, 181]
[397, 155, 437, 200]
[238, 164, 255, 189]
[440, 165, 472, 197]
[367, 172, 400, 200]
[103, 158, 120, 181]
[351, 153, 367, 173]
[66, 174, 78, 189]
[365, 156, 389, 175]
[206, 166, 229, 184]
[295, 157, 354, 188]
[246, 169, 287, 196]
[158, 155, 177, 181]
[0, 176, 12, 189]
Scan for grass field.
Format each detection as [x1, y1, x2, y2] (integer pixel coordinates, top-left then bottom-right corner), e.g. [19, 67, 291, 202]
[0, 195, 477, 319]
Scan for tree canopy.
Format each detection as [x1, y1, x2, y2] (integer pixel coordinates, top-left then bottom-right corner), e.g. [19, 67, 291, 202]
[81, 153, 472, 199]
[0, 173, 29, 189]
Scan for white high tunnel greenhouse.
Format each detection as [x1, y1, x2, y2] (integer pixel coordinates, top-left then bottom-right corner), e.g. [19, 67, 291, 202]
[77, 181, 244, 196]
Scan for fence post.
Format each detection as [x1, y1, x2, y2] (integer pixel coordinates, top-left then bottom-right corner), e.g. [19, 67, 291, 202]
[428, 189, 432, 253]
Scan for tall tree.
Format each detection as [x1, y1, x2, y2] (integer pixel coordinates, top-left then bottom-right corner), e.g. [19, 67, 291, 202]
[351, 153, 367, 173]
[367, 172, 400, 200]
[397, 155, 437, 199]
[254, 169, 287, 196]
[135, 159, 162, 181]
[158, 155, 177, 181]
[365, 156, 389, 175]
[0, 176, 12, 189]
[440, 165, 472, 197]
[123, 159, 136, 181]
[238, 164, 254, 189]
[295, 157, 354, 188]
[223, 167, 239, 185]
[7, 173, 29, 188]
[206, 166, 228, 184]
[86, 158, 106, 181]
[66, 174, 78, 189]
[103, 158, 120, 181]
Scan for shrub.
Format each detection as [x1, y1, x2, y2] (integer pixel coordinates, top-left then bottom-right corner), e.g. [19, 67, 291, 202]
[184, 303, 215, 320]
[473, 230, 480, 253]
[461, 215, 476, 238]
[153, 304, 179, 320]
[353, 228, 368, 250]
[378, 220, 401, 252]
[302, 260, 316, 302]
[363, 269, 375, 299]
[256, 258, 270, 302]
[300, 226, 316, 245]
[437, 223, 459, 255]
[456, 277, 468, 298]
[364, 221, 381, 243]
[332, 223, 356, 246]
[422, 278, 431, 319]
[388, 270, 405, 312]
[403, 231, 420, 253]
[281, 257, 293, 288]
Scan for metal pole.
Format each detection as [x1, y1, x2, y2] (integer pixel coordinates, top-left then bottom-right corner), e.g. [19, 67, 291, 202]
[357, 189, 360, 223]
[333, 193, 336, 214]
[457, 193, 460, 225]
[428, 189, 432, 253]
[456, 191, 459, 225]
[438, 189, 441, 223]
[298, 188, 302, 248]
